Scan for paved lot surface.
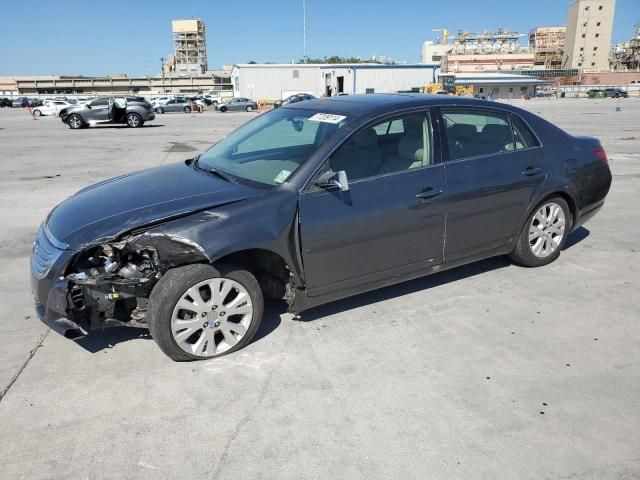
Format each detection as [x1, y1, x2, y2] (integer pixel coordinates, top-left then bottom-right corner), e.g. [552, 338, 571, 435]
[0, 99, 638, 480]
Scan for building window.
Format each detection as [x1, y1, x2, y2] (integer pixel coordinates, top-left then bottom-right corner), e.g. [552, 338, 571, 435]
[597, 22, 601, 26]
[578, 62, 583, 66]
[584, 5, 589, 10]
[598, 5, 603, 10]
[292, 70, 299, 79]
[479, 87, 484, 93]
[595, 33, 600, 38]
[580, 47, 584, 51]
[583, 22, 588, 27]
[365, 88, 375, 94]
[581, 33, 586, 38]
[593, 46, 598, 51]
[591, 62, 596, 66]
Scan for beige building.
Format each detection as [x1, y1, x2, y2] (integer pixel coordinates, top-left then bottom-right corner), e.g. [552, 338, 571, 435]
[170, 19, 208, 75]
[563, 0, 616, 71]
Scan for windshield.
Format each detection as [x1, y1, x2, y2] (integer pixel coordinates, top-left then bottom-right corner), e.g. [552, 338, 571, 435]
[196, 108, 348, 186]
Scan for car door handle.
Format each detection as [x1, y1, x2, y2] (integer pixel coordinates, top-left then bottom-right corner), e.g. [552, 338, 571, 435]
[522, 167, 542, 176]
[416, 188, 443, 200]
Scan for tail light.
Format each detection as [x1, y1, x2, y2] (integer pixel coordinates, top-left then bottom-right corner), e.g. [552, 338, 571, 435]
[593, 146, 608, 166]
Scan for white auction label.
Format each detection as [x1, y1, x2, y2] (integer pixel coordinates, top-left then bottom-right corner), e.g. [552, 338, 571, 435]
[308, 113, 347, 124]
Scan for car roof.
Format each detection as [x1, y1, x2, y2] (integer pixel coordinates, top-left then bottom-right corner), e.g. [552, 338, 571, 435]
[282, 93, 503, 116]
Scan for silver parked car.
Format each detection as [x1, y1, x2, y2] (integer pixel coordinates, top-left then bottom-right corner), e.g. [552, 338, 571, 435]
[155, 98, 199, 114]
[60, 96, 155, 129]
[217, 97, 258, 112]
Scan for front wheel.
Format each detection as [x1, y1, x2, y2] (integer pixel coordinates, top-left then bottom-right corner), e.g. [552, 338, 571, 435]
[67, 113, 85, 129]
[147, 264, 264, 361]
[509, 197, 571, 267]
[156, 107, 164, 114]
[126, 112, 142, 128]
[183, 106, 191, 113]
[219, 106, 227, 113]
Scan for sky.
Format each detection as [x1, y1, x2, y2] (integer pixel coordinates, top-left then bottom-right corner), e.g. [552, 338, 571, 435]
[1, 0, 638, 76]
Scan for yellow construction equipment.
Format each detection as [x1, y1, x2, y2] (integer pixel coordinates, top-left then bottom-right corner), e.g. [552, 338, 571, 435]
[432, 28, 449, 46]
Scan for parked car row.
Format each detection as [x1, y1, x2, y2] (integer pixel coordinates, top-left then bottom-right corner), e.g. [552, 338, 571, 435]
[586, 88, 629, 98]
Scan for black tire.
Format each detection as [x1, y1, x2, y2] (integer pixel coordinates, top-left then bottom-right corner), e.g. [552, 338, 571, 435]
[157, 107, 164, 114]
[147, 263, 264, 362]
[220, 106, 227, 112]
[33, 109, 42, 117]
[183, 106, 191, 113]
[246, 105, 253, 112]
[67, 113, 85, 129]
[509, 197, 571, 267]
[126, 112, 142, 128]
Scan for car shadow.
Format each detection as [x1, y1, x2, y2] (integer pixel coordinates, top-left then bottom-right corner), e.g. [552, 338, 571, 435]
[297, 255, 511, 323]
[563, 226, 590, 250]
[74, 325, 152, 353]
[97, 124, 165, 129]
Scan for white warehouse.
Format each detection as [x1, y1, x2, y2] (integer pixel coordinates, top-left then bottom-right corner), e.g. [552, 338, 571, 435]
[231, 63, 439, 100]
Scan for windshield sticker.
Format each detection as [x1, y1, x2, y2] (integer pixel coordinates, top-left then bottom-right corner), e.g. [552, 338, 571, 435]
[309, 113, 347, 124]
[274, 169, 292, 184]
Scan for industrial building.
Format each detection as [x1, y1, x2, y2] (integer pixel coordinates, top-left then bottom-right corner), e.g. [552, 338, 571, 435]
[443, 72, 552, 99]
[529, 27, 567, 68]
[611, 24, 640, 71]
[563, 0, 616, 71]
[230, 63, 439, 100]
[165, 19, 208, 76]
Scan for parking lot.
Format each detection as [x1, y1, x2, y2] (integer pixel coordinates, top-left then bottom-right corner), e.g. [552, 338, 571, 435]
[0, 99, 639, 479]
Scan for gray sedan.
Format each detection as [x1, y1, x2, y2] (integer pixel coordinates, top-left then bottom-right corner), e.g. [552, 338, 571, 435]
[217, 97, 258, 112]
[155, 98, 197, 114]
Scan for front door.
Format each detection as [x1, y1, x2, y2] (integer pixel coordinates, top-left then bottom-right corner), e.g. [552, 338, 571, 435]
[439, 107, 546, 262]
[299, 111, 447, 296]
[87, 97, 110, 122]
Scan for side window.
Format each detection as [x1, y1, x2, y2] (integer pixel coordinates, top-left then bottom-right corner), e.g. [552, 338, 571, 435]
[328, 112, 432, 182]
[89, 98, 109, 107]
[442, 109, 514, 161]
[510, 115, 539, 150]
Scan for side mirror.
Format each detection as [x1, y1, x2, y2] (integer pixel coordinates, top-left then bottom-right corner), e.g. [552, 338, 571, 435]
[85, 104, 91, 109]
[314, 169, 349, 192]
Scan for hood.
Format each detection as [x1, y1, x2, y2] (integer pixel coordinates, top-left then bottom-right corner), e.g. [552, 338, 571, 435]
[47, 161, 260, 248]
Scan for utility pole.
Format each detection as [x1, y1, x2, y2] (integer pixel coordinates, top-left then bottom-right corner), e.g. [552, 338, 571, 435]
[303, 0, 307, 62]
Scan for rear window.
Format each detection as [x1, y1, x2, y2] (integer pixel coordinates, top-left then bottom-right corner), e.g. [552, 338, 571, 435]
[442, 109, 514, 160]
[510, 114, 539, 149]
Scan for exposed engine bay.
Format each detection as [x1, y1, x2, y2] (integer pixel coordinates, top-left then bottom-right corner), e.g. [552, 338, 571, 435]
[63, 233, 210, 332]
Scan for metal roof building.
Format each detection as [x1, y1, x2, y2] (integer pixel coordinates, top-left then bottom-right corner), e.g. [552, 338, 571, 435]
[231, 63, 440, 101]
[446, 72, 553, 99]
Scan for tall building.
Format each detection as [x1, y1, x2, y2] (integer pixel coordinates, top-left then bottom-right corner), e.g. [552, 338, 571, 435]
[563, 0, 616, 71]
[171, 19, 208, 75]
[529, 27, 566, 68]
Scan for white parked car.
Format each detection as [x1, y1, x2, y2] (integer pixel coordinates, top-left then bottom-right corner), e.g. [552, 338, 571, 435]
[32, 100, 74, 117]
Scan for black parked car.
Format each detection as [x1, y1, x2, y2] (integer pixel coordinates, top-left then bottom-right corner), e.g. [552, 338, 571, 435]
[273, 93, 316, 109]
[604, 88, 628, 98]
[11, 97, 28, 107]
[31, 95, 611, 361]
[0, 97, 11, 107]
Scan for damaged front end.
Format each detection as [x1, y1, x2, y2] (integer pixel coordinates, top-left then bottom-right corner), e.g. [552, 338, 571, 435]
[62, 232, 209, 334]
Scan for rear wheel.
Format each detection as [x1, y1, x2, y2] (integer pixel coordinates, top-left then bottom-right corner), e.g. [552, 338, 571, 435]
[126, 112, 142, 128]
[156, 107, 164, 114]
[183, 106, 191, 113]
[148, 264, 264, 361]
[246, 105, 253, 112]
[67, 113, 84, 129]
[33, 109, 42, 117]
[510, 197, 570, 267]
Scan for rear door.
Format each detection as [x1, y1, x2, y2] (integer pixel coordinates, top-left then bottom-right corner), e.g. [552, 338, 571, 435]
[439, 107, 545, 262]
[298, 110, 447, 296]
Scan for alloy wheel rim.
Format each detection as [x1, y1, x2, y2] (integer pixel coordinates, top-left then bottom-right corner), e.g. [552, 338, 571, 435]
[128, 114, 139, 127]
[171, 277, 253, 357]
[529, 202, 566, 258]
[70, 116, 81, 128]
